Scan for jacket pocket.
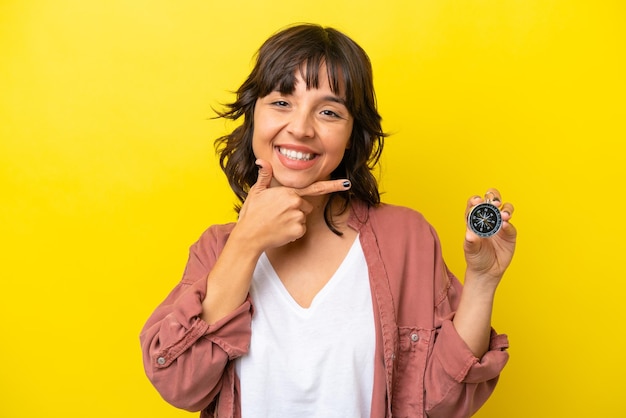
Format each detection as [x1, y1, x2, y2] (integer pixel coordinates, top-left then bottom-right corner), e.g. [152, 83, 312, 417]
[391, 327, 434, 418]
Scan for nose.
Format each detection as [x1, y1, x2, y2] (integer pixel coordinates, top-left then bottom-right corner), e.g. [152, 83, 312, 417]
[287, 109, 315, 139]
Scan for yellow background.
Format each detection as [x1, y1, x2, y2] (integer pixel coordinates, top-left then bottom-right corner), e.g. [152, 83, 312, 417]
[1, 1, 624, 417]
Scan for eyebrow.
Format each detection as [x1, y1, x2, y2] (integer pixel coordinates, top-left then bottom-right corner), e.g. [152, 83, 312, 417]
[267, 90, 347, 107]
[323, 95, 347, 106]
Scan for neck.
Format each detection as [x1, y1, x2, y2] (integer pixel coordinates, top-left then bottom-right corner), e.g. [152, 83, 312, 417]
[306, 193, 351, 230]
[303, 194, 331, 224]
[272, 196, 351, 255]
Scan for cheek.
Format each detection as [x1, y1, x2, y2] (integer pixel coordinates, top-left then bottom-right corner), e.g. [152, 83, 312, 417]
[251, 135, 275, 164]
[251, 109, 281, 145]
[251, 118, 273, 156]
[326, 142, 350, 168]
[335, 125, 353, 153]
[343, 121, 354, 149]
[250, 133, 259, 158]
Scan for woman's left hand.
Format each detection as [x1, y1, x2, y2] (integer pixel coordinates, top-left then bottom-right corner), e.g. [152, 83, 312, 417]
[464, 189, 517, 285]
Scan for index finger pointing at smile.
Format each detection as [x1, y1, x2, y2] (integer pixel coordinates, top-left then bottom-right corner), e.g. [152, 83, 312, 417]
[295, 179, 352, 197]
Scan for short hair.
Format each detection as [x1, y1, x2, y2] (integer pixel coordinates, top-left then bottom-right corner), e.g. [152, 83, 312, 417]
[215, 23, 385, 234]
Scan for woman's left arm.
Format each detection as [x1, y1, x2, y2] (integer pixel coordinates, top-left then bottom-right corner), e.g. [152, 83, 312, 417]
[453, 189, 517, 357]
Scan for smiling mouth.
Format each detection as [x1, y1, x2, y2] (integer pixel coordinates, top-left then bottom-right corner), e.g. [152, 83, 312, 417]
[277, 146, 316, 161]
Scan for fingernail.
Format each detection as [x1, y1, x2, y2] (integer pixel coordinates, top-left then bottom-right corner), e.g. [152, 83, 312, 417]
[342, 180, 351, 189]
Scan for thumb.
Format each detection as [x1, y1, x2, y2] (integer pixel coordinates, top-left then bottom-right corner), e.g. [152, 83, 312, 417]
[464, 229, 482, 255]
[253, 159, 273, 191]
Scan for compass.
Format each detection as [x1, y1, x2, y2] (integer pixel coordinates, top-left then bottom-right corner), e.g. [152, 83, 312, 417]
[467, 202, 502, 238]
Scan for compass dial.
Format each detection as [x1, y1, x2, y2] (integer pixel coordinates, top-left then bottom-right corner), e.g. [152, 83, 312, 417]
[467, 202, 502, 238]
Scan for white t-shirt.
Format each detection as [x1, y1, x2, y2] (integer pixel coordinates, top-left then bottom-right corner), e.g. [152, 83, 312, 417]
[235, 237, 375, 418]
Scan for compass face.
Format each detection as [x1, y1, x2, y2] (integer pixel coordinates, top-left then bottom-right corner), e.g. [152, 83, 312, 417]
[468, 203, 502, 238]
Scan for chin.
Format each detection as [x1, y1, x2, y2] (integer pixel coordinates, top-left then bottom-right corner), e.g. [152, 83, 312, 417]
[272, 174, 316, 190]
[272, 167, 332, 189]
[276, 179, 312, 189]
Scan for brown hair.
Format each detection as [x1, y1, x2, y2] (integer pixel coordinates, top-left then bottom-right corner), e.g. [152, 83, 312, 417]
[215, 23, 385, 234]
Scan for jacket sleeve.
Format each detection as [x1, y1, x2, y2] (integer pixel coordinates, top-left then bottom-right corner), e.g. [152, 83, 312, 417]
[425, 267, 509, 418]
[139, 226, 253, 412]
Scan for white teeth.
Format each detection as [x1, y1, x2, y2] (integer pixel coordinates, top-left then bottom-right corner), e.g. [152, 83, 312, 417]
[279, 147, 314, 161]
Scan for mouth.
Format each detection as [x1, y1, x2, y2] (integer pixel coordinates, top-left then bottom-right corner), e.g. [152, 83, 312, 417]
[277, 146, 316, 161]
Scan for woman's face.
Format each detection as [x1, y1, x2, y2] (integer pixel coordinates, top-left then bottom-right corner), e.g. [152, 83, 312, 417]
[252, 65, 353, 189]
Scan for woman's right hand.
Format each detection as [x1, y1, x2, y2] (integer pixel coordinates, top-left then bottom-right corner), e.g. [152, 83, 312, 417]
[234, 159, 351, 251]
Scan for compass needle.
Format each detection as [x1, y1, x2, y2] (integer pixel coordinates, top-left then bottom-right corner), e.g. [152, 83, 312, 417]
[468, 203, 502, 238]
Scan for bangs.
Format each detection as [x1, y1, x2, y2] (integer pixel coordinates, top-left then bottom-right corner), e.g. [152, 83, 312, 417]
[247, 25, 372, 115]
[255, 39, 348, 101]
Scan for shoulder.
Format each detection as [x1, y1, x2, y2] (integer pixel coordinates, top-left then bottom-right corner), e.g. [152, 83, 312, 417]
[371, 202, 425, 219]
[202, 222, 237, 240]
[369, 203, 434, 234]
[179, 222, 237, 285]
[191, 222, 237, 255]
[360, 203, 444, 255]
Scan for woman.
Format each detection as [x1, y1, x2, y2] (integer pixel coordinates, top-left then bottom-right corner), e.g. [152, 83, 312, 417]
[140, 23, 516, 418]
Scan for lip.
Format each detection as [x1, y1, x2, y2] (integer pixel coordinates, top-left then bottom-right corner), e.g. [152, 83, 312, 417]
[276, 144, 318, 154]
[274, 145, 319, 170]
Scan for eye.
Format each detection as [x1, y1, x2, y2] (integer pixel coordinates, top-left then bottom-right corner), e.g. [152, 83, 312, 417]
[320, 109, 341, 118]
[271, 100, 289, 107]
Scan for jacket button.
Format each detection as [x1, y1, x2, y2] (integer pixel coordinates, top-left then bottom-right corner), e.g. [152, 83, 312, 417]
[410, 333, 419, 342]
[157, 357, 166, 365]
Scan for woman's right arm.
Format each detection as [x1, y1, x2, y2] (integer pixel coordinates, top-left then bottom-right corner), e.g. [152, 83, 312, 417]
[139, 225, 255, 412]
[139, 162, 307, 411]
